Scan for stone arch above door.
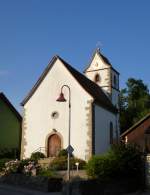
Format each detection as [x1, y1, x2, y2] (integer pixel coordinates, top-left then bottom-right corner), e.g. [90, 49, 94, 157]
[47, 133, 62, 157]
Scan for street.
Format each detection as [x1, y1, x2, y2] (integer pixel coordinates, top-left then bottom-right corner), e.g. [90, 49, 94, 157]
[0, 184, 62, 195]
[124, 192, 150, 195]
[1, 183, 150, 195]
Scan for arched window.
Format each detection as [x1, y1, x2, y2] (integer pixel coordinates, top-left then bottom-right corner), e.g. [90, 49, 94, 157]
[114, 75, 117, 86]
[110, 122, 113, 145]
[94, 74, 100, 83]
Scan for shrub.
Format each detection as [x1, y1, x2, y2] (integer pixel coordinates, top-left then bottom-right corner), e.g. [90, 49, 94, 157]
[86, 143, 144, 182]
[58, 149, 74, 157]
[50, 156, 86, 170]
[58, 149, 68, 157]
[0, 148, 19, 159]
[4, 159, 20, 174]
[1, 158, 40, 176]
[50, 156, 66, 170]
[86, 154, 116, 181]
[38, 168, 55, 178]
[109, 143, 144, 179]
[18, 158, 31, 173]
[0, 158, 12, 171]
[31, 152, 45, 161]
[23, 161, 40, 176]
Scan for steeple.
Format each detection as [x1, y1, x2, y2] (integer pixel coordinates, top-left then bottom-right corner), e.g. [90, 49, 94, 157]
[84, 48, 119, 108]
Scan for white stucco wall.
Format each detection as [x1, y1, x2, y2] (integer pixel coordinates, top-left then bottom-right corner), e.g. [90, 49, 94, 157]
[22, 58, 93, 160]
[86, 52, 110, 71]
[94, 104, 118, 154]
[111, 88, 119, 108]
[85, 52, 120, 109]
[85, 69, 110, 88]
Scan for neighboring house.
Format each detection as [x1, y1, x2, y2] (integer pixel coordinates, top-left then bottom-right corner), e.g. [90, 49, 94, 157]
[21, 48, 120, 160]
[0, 92, 22, 155]
[121, 113, 150, 153]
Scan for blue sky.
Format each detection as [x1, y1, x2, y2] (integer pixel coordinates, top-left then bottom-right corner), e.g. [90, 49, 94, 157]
[0, 0, 150, 112]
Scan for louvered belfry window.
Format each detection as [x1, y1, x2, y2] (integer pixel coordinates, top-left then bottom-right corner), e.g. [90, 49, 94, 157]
[95, 74, 100, 83]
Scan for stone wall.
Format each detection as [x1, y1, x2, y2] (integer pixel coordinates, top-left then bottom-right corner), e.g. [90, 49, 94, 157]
[0, 173, 142, 194]
[0, 174, 62, 192]
[57, 170, 88, 181]
[63, 179, 142, 195]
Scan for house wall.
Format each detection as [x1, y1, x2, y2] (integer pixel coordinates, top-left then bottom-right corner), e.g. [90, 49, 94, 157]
[0, 98, 21, 150]
[21, 58, 94, 160]
[94, 104, 118, 154]
[123, 117, 150, 152]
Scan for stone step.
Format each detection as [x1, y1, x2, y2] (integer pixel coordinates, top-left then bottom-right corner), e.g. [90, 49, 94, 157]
[38, 157, 55, 168]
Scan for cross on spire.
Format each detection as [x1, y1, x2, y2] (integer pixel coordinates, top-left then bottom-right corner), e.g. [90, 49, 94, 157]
[96, 41, 103, 52]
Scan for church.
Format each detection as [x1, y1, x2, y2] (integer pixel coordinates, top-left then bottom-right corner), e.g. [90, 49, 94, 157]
[21, 49, 119, 161]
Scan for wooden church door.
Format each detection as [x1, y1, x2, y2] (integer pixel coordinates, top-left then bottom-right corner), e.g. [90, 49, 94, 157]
[47, 134, 61, 157]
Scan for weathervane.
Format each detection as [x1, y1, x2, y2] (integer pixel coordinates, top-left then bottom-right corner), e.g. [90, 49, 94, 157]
[96, 41, 103, 51]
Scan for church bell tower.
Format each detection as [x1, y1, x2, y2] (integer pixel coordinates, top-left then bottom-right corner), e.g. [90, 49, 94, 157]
[84, 48, 119, 108]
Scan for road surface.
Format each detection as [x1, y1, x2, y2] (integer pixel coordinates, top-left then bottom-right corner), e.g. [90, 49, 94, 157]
[1, 183, 150, 195]
[0, 184, 62, 195]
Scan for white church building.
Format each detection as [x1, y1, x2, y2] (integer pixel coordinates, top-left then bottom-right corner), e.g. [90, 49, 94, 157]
[21, 49, 119, 161]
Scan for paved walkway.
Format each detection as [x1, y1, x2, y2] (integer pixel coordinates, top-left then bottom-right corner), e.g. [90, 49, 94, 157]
[0, 184, 62, 195]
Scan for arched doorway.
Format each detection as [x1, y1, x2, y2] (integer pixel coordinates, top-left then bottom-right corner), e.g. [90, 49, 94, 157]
[47, 134, 61, 157]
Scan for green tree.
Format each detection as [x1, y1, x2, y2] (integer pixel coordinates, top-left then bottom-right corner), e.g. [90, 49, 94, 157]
[120, 78, 150, 133]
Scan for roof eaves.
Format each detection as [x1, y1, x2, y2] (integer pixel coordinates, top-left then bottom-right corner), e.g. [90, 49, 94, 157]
[57, 56, 117, 114]
[21, 55, 58, 106]
[111, 67, 120, 75]
[21, 54, 116, 114]
[98, 52, 112, 66]
[94, 100, 118, 114]
[83, 48, 98, 73]
[121, 113, 150, 137]
[0, 92, 22, 121]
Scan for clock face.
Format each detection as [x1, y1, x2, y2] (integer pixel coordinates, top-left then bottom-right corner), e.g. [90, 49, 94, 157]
[51, 111, 59, 119]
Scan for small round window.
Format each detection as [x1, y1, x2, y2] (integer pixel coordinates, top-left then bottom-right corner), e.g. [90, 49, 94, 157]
[51, 111, 59, 119]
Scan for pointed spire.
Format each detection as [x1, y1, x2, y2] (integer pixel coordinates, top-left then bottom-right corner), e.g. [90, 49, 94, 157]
[83, 47, 112, 73]
[96, 41, 103, 52]
[96, 47, 100, 53]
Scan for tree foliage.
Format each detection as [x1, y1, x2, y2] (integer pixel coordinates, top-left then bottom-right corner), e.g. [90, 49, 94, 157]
[120, 78, 150, 133]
